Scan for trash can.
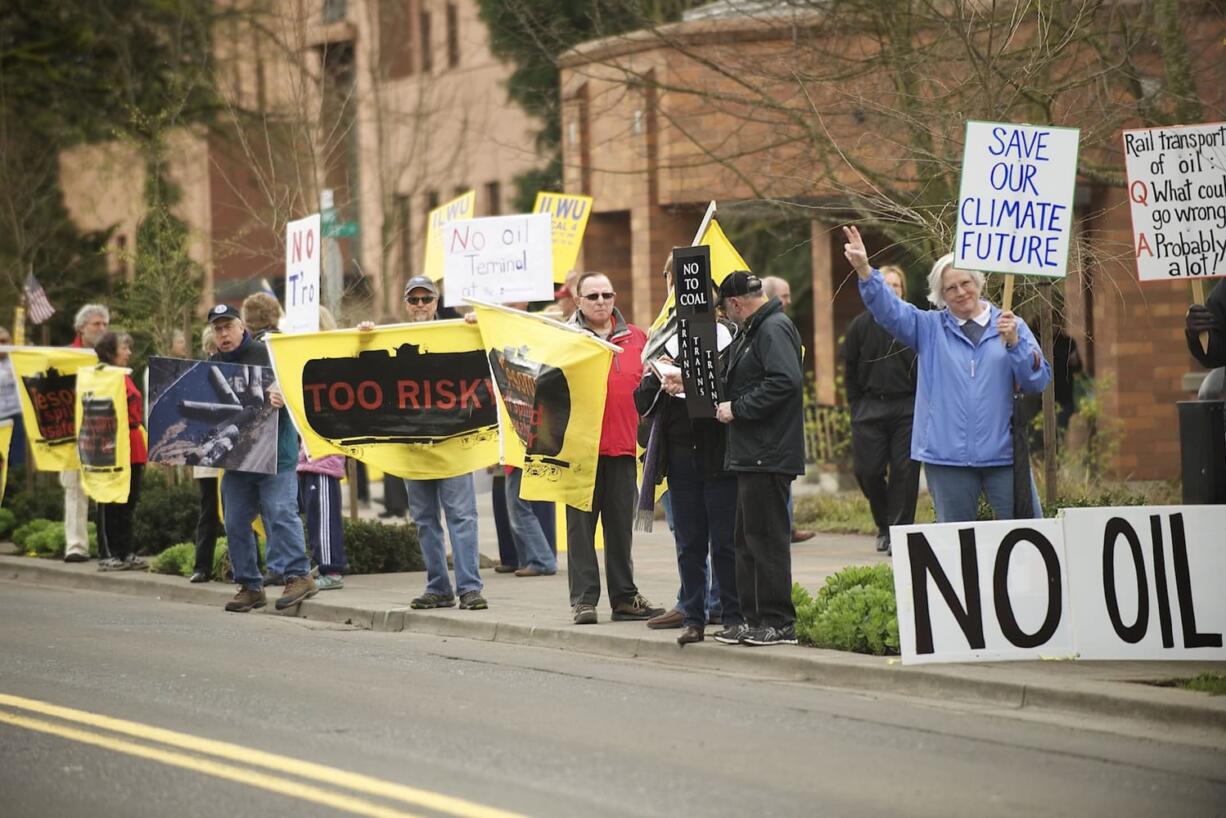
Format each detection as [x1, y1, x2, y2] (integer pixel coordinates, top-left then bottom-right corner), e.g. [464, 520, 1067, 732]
[1178, 400, 1226, 504]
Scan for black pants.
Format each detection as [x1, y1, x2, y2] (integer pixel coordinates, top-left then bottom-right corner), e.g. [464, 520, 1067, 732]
[383, 472, 408, 514]
[851, 397, 920, 538]
[734, 472, 796, 628]
[566, 455, 639, 608]
[193, 476, 220, 574]
[97, 464, 144, 561]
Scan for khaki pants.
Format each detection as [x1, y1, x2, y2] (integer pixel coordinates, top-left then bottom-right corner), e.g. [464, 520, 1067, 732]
[60, 470, 90, 558]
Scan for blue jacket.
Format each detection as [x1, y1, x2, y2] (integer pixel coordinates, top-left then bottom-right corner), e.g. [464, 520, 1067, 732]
[858, 269, 1050, 467]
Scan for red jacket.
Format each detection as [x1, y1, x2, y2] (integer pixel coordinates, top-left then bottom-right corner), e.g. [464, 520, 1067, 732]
[571, 308, 645, 457]
[125, 374, 147, 465]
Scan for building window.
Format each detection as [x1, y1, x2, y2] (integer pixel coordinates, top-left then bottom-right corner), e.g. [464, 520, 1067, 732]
[419, 10, 432, 73]
[378, 0, 413, 79]
[453, 184, 468, 198]
[426, 190, 439, 212]
[446, 3, 459, 68]
[485, 181, 501, 216]
[323, 0, 346, 24]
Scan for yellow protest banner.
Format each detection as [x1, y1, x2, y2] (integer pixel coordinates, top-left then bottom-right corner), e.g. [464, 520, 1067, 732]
[75, 365, 132, 503]
[649, 215, 750, 334]
[7, 347, 97, 471]
[0, 420, 12, 503]
[267, 321, 499, 480]
[533, 191, 593, 283]
[470, 301, 615, 511]
[423, 191, 475, 281]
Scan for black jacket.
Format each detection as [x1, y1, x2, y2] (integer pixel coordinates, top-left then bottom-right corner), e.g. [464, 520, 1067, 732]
[842, 310, 917, 406]
[722, 298, 805, 475]
[1187, 282, 1226, 369]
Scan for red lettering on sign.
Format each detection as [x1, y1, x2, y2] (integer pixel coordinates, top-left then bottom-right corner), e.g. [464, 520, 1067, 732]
[398, 380, 420, 410]
[303, 383, 327, 412]
[329, 382, 354, 411]
[356, 381, 382, 410]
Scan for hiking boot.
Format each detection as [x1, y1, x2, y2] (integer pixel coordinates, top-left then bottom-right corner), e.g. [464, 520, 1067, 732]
[315, 573, 344, 591]
[275, 574, 318, 610]
[572, 603, 598, 625]
[410, 592, 456, 610]
[610, 594, 664, 621]
[458, 590, 488, 610]
[225, 587, 266, 612]
[97, 557, 131, 572]
[713, 623, 751, 645]
[742, 624, 798, 647]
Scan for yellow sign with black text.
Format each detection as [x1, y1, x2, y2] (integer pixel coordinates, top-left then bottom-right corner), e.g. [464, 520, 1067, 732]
[7, 346, 97, 471]
[75, 365, 132, 503]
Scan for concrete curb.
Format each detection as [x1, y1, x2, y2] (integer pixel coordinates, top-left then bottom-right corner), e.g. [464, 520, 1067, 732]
[5, 555, 1225, 733]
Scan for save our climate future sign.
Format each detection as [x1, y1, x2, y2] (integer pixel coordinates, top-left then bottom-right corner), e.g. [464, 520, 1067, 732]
[891, 506, 1225, 665]
[956, 121, 1080, 278]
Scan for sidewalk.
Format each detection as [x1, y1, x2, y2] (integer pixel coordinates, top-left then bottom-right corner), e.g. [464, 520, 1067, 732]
[3, 478, 1225, 740]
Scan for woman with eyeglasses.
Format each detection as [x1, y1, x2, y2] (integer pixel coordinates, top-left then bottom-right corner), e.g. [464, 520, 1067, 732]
[843, 226, 1050, 523]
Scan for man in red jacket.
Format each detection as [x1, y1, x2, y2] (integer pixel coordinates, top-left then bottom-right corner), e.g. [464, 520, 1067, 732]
[566, 272, 664, 625]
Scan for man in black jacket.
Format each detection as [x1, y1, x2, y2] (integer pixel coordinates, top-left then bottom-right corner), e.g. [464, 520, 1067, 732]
[842, 265, 920, 555]
[714, 272, 804, 647]
[1187, 282, 1226, 371]
[207, 305, 317, 613]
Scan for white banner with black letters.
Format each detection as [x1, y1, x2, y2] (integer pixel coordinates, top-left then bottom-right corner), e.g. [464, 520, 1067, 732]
[892, 506, 1226, 665]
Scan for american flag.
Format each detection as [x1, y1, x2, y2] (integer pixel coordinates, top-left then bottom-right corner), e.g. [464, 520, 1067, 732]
[24, 272, 56, 324]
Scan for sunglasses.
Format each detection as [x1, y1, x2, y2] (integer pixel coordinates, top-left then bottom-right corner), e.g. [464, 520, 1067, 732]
[404, 294, 436, 305]
[581, 292, 616, 302]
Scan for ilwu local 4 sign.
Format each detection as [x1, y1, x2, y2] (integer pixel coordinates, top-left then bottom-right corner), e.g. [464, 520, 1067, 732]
[891, 506, 1225, 665]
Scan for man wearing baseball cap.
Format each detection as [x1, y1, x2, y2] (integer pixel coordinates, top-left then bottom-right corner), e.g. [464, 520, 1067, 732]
[356, 276, 487, 612]
[207, 303, 317, 613]
[712, 271, 804, 647]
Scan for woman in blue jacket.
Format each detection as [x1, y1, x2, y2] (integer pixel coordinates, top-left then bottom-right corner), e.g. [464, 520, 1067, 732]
[843, 225, 1050, 522]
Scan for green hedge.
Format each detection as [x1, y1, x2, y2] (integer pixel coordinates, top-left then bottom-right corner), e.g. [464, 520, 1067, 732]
[0, 507, 18, 538]
[131, 469, 199, 555]
[14, 518, 98, 559]
[343, 517, 423, 574]
[794, 564, 899, 655]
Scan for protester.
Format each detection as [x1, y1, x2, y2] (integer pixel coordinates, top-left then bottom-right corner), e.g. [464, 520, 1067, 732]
[208, 304, 316, 612]
[566, 272, 663, 625]
[636, 270, 742, 646]
[1186, 283, 1226, 370]
[358, 277, 486, 611]
[841, 265, 920, 555]
[190, 326, 222, 583]
[93, 331, 148, 571]
[759, 275, 816, 545]
[63, 304, 109, 563]
[714, 272, 804, 647]
[298, 307, 348, 590]
[169, 329, 189, 358]
[843, 225, 1051, 523]
[0, 326, 26, 469]
[241, 292, 282, 340]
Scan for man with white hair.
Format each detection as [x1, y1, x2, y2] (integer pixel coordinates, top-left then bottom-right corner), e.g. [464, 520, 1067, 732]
[62, 304, 110, 562]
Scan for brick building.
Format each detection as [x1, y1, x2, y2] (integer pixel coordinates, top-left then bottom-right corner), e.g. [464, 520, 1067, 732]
[557, 6, 1226, 480]
[60, 0, 542, 321]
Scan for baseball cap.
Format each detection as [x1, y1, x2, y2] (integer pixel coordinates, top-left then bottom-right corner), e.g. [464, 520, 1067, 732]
[207, 304, 241, 324]
[403, 276, 439, 299]
[717, 271, 762, 304]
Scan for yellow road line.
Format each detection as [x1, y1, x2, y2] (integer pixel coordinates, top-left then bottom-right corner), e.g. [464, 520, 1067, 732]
[0, 711, 424, 818]
[0, 694, 528, 818]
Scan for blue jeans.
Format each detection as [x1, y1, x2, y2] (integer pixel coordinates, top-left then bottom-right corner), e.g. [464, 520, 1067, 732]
[506, 468, 556, 572]
[924, 463, 1042, 523]
[405, 474, 482, 597]
[667, 449, 742, 628]
[222, 469, 309, 590]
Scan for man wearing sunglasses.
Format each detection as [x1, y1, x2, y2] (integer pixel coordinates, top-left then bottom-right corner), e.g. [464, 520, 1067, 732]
[565, 272, 665, 626]
[358, 276, 487, 612]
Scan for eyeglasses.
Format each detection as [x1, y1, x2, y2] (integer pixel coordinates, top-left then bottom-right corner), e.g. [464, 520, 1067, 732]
[942, 280, 976, 296]
[404, 295, 436, 305]
[581, 292, 616, 302]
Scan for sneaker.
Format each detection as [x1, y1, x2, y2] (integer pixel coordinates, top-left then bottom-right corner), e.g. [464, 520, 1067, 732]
[124, 554, 148, 570]
[573, 603, 598, 625]
[225, 587, 267, 612]
[742, 624, 798, 647]
[409, 592, 456, 610]
[275, 574, 319, 610]
[315, 573, 344, 591]
[458, 590, 488, 610]
[875, 534, 890, 553]
[713, 623, 751, 645]
[97, 557, 131, 572]
[610, 594, 664, 621]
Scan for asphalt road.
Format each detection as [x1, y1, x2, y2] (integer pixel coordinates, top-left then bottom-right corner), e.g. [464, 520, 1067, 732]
[2, 584, 1223, 818]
